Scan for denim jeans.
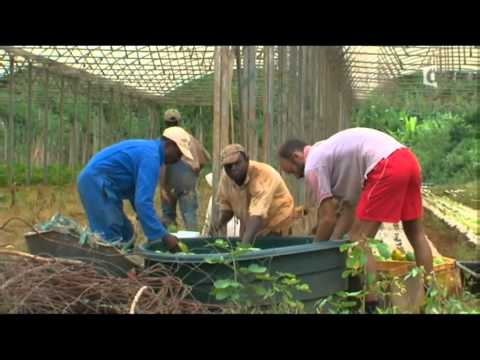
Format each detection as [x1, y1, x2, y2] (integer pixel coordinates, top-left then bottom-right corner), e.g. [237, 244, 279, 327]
[162, 160, 199, 231]
[77, 170, 134, 244]
[161, 189, 199, 231]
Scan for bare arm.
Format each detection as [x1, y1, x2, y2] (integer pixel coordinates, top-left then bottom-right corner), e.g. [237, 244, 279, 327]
[315, 197, 339, 241]
[241, 216, 264, 244]
[210, 209, 234, 235]
[159, 164, 169, 203]
[330, 201, 355, 240]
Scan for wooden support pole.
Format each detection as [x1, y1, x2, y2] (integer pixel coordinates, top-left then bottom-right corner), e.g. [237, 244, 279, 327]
[83, 81, 91, 163]
[110, 87, 116, 143]
[313, 47, 320, 142]
[247, 46, 257, 159]
[127, 94, 133, 138]
[98, 86, 104, 151]
[263, 46, 274, 163]
[307, 46, 314, 141]
[298, 46, 305, 141]
[7, 56, 15, 186]
[26, 61, 33, 185]
[241, 47, 249, 150]
[212, 46, 234, 229]
[153, 104, 159, 138]
[72, 78, 79, 170]
[221, 47, 233, 146]
[287, 46, 299, 202]
[58, 75, 65, 166]
[279, 47, 288, 146]
[288, 46, 297, 140]
[212, 47, 222, 226]
[198, 107, 204, 145]
[322, 47, 327, 138]
[235, 47, 244, 145]
[43, 68, 50, 185]
[119, 90, 124, 141]
[147, 105, 152, 139]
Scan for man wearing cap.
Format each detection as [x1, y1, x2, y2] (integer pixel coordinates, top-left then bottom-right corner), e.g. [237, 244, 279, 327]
[160, 109, 210, 231]
[77, 126, 194, 251]
[209, 144, 298, 244]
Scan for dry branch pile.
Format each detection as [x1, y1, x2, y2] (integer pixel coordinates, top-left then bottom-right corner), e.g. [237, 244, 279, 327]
[0, 250, 224, 314]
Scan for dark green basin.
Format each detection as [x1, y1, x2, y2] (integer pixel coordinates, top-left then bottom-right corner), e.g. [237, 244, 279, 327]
[138, 236, 347, 312]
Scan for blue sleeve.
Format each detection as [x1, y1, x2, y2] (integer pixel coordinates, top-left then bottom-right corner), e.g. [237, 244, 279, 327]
[134, 157, 168, 241]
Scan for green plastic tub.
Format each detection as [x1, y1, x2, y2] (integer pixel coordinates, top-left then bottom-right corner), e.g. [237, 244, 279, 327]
[138, 236, 347, 312]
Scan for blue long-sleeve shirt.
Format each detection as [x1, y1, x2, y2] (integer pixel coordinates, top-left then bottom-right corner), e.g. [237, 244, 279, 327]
[83, 139, 167, 241]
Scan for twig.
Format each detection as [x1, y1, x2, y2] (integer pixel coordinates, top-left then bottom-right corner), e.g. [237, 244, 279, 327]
[0, 250, 84, 265]
[0, 217, 36, 231]
[129, 286, 151, 314]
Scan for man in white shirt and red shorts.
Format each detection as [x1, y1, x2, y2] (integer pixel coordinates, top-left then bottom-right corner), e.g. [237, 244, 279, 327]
[277, 127, 433, 313]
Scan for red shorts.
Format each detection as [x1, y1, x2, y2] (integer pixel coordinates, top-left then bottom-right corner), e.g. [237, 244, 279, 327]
[356, 148, 423, 223]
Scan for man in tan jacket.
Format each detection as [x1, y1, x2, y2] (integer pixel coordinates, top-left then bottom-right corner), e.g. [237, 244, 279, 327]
[209, 144, 300, 244]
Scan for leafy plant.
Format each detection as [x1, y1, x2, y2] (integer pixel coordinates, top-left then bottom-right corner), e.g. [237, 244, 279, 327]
[205, 239, 311, 313]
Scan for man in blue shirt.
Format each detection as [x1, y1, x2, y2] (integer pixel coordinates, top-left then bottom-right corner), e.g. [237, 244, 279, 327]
[77, 127, 194, 251]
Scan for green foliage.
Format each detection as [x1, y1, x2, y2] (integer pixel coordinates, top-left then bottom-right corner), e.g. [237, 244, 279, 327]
[422, 275, 480, 314]
[0, 164, 81, 186]
[206, 239, 310, 313]
[317, 239, 480, 314]
[352, 81, 479, 185]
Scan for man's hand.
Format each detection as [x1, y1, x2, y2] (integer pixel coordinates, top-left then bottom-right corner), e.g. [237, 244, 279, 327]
[163, 234, 180, 252]
[192, 165, 201, 176]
